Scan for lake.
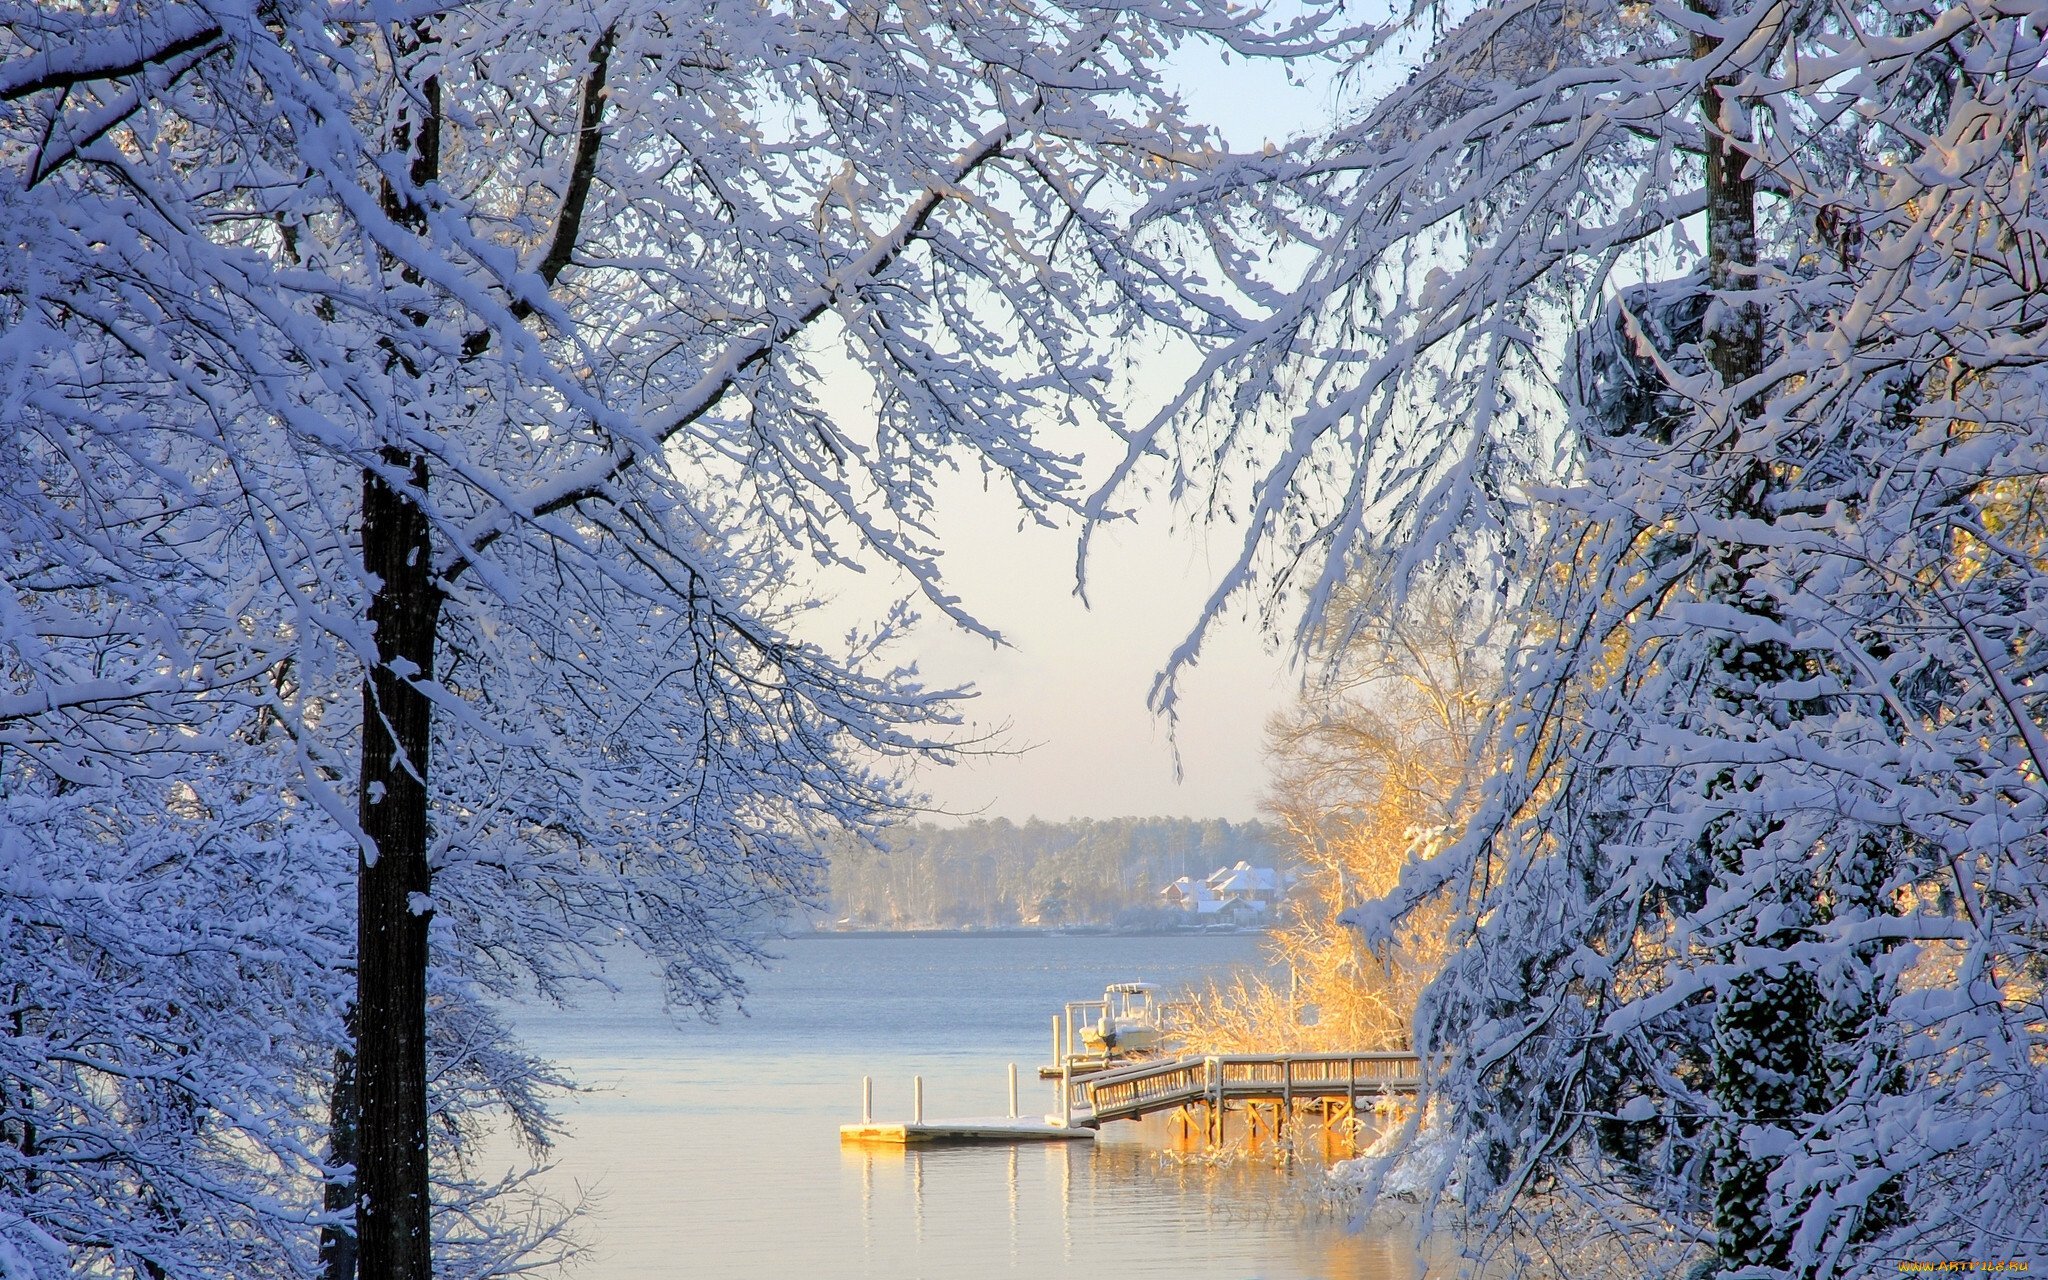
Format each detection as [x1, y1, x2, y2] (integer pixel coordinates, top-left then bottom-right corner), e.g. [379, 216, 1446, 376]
[494, 932, 1416, 1279]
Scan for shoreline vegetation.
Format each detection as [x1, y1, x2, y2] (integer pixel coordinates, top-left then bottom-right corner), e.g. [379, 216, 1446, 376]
[820, 816, 1287, 932]
[1172, 585, 1477, 1059]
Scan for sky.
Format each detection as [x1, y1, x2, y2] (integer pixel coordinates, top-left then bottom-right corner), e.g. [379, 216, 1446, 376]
[820, 42, 1361, 826]
[877, 475, 1304, 825]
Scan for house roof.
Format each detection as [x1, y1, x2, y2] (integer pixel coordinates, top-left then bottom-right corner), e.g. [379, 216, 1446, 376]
[1212, 867, 1260, 893]
[1163, 877, 1219, 902]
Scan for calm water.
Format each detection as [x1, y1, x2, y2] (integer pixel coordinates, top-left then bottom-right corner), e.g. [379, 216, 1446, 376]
[495, 933, 1415, 1279]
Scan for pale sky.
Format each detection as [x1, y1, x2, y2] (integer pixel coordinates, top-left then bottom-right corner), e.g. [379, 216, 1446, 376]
[835, 48, 1355, 825]
[884, 479, 1303, 824]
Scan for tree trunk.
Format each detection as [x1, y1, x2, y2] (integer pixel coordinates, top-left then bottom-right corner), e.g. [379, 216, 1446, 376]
[352, 30, 443, 1278]
[4, 1003, 38, 1201]
[320, 1011, 357, 1280]
[354, 447, 441, 1280]
[1689, 8, 1824, 1276]
[1695, 53, 1763, 419]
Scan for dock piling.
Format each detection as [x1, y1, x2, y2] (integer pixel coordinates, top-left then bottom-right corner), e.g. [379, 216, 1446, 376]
[862, 1075, 873, 1124]
[1008, 1062, 1019, 1119]
[913, 1075, 924, 1124]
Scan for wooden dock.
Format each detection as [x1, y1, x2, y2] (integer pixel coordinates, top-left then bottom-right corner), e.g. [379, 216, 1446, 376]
[838, 1117, 1094, 1144]
[1079, 1051, 1422, 1125]
[839, 1065, 1099, 1145]
[1046, 1051, 1422, 1150]
[841, 1044, 1422, 1152]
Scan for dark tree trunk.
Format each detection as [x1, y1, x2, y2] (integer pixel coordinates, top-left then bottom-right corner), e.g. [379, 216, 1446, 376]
[4, 1003, 38, 1201]
[1688, 27, 1908, 1268]
[1695, 65, 1763, 419]
[320, 1009, 358, 1280]
[341, 23, 614, 1278]
[352, 31, 443, 1280]
[354, 446, 441, 1280]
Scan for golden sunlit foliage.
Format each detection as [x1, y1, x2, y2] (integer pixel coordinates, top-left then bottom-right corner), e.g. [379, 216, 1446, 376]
[1181, 584, 1491, 1053]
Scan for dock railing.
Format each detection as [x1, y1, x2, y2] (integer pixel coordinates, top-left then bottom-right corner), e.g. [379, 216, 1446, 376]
[1081, 1051, 1422, 1126]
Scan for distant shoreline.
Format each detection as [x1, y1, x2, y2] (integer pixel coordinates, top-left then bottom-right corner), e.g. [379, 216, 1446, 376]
[788, 927, 1270, 940]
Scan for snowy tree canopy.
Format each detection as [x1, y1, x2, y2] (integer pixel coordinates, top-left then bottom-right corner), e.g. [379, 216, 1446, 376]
[1115, 0, 2048, 1275]
[3, 0, 1356, 970]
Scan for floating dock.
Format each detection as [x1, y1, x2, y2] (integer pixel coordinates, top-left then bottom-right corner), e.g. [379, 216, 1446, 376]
[838, 1116, 1094, 1144]
[840, 1065, 1095, 1145]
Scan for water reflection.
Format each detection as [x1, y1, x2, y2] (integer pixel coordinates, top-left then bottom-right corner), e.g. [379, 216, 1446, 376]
[1006, 1145, 1019, 1266]
[833, 1125, 1415, 1280]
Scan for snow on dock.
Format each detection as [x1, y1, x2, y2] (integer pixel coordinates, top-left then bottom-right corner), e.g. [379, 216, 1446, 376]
[838, 1117, 1094, 1144]
[839, 1064, 1095, 1145]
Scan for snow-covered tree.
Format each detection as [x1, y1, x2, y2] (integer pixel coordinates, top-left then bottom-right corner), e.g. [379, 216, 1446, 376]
[2, 1, 1346, 1275]
[0, 765, 349, 1280]
[1122, 0, 2048, 1275]
[0, 751, 565, 1280]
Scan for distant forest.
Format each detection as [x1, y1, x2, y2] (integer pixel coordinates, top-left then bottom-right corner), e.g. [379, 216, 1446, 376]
[821, 817, 1282, 929]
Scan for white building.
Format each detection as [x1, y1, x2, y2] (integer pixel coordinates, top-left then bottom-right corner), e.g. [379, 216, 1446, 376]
[1162, 861, 1292, 918]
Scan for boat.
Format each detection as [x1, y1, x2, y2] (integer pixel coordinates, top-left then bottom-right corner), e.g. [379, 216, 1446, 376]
[1077, 981, 1166, 1057]
[1038, 981, 1180, 1079]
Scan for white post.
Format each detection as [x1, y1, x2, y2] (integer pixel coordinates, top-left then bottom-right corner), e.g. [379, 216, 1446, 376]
[1051, 1015, 1062, 1070]
[914, 1075, 924, 1125]
[862, 1075, 872, 1124]
[1008, 1062, 1019, 1119]
[1061, 1056, 1072, 1127]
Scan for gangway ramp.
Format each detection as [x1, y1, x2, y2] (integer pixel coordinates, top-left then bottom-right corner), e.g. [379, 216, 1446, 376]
[1077, 1051, 1422, 1127]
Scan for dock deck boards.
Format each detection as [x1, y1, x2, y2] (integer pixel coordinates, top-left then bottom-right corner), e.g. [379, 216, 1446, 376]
[839, 1116, 1095, 1144]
